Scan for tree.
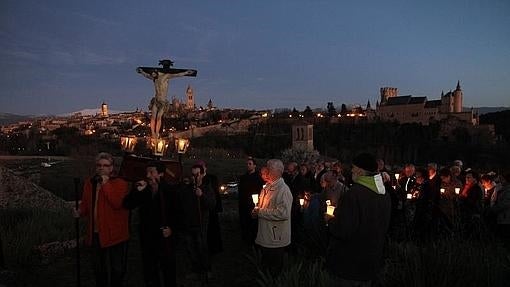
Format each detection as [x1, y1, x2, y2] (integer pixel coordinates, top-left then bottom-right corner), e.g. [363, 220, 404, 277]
[340, 104, 348, 116]
[327, 102, 337, 117]
[303, 106, 313, 118]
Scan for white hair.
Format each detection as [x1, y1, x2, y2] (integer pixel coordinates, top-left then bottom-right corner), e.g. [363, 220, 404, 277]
[267, 159, 284, 176]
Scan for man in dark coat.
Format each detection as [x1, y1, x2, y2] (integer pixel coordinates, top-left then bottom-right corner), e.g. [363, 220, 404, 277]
[123, 161, 177, 287]
[326, 153, 391, 286]
[238, 157, 265, 244]
[176, 164, 216, 280]
[195, 160, 224, 255]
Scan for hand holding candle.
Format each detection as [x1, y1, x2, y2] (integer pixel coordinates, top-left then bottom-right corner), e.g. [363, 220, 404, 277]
[252, 194, 259, 206]
[326, 205, 335, 216]
[299, 198, 305, 206]
[455, 188, 460, 195]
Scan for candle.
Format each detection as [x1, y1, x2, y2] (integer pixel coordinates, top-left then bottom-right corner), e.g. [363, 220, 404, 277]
[326, 205, 335, 216]
[299, 198, 304, 206]
[252, 194, 259, 205]
[406, 193, 412, 199]
[395, 174, 400, 181]
[326, 200, 331, 206]
[455, 188, 460, 195]
[392, 185, 396, 190]
[440, 188, 445, 194]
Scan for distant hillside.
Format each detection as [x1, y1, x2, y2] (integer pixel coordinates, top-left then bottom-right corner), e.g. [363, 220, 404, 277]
[474, 107, 510, 115]
[0, 113, 34, 125]
[60, 108, 129, 117]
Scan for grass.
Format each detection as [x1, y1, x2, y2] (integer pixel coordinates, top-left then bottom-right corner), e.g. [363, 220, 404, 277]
[0, 208, 76, 267]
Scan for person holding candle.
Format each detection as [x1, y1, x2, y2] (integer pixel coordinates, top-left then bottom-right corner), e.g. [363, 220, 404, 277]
[252, 159, 293, 276]
[325, 153, 391, 286]
[438, 167, 463, 231]
[123, 161, 177, 287]
[238, 157, 265, 244]
[320, 171, 348, 227]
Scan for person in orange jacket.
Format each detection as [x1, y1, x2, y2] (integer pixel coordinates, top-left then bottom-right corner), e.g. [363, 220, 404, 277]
[75, 152, 129, 287]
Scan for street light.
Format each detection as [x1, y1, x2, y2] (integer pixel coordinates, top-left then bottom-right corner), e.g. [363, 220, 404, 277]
[174, 138, 190, 179]
[120, 135, 137, 153]
[175, 138, 190, 154]
[152, 138, 168, 157]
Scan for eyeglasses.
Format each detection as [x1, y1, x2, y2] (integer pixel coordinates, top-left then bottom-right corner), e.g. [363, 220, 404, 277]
[96, 164, 112, 168]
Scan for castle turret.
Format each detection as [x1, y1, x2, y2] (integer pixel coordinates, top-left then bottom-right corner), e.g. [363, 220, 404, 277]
[453, 80, 463, 113]
[380, 87, 398, 104]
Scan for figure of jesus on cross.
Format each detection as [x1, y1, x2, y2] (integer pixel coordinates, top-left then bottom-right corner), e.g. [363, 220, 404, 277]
[137, 59, 197, 139]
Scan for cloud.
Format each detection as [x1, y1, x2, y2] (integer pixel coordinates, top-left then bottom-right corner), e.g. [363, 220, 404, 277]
[0, 49, 39, 61]
[73, 12, 121, 27]
[79, 50, 126, 65]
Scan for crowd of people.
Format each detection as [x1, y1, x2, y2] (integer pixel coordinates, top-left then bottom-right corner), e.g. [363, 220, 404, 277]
[74, 152, 510, 287]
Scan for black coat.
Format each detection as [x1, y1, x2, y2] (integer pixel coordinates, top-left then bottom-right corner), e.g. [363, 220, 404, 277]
[238, 170, 264, 214]
[123, 180, 177, 253]
[326, 182, 391, 281]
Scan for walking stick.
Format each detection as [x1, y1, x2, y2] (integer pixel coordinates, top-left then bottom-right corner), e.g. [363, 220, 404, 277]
[193, 175, 208, 284]
[74, 177, 81, 287]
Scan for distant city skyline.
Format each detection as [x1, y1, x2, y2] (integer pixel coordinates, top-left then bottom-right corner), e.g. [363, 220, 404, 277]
[1, 0, 509, 115]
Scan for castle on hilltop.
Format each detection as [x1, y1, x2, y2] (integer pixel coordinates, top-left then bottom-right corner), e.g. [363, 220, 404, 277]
[375, 81, 478, 125]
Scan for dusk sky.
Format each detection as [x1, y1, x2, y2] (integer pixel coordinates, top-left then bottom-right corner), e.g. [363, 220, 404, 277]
[1, 0, 509, 115]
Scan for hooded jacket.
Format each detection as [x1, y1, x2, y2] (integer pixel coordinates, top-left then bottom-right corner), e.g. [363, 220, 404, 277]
[326, 174, 391, 281]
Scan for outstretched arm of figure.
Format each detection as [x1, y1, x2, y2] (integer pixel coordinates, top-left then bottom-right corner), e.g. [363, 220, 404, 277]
[136, 67, 156, 80]
[169, 69, 195, 78]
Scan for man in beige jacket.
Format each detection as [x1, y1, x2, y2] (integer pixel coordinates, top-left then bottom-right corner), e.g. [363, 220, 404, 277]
[252, 159, 293, 275]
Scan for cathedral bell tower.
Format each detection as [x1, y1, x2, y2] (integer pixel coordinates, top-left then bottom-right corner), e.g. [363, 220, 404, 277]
[186, 85, 194, 110]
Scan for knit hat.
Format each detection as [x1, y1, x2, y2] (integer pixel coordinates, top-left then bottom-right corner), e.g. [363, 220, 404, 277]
[352, 153, 378, 172]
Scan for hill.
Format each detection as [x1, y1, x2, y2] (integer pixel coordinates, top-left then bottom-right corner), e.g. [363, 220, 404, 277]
[475, 106, 510, 115]
[0, 113, 34, 125]
[0, 165, 68, 211]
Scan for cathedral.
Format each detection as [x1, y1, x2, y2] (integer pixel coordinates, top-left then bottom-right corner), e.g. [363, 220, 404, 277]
[375, 81, 478, 125]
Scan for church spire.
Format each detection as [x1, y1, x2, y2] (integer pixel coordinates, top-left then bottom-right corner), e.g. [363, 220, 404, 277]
[441, 90, 444, 97]
[456, 80, 461, 91]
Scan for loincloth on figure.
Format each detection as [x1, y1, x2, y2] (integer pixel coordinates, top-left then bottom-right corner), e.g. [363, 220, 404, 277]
[148, 97, 170, 115]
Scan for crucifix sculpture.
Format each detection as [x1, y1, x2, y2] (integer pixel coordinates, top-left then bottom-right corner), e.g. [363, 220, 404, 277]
[137, 59, 197, 139]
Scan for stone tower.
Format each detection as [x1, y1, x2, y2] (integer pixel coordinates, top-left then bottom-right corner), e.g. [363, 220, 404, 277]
[380, 87, 398, 104]
[186, 85, 194, 110]
[101, 101, 108, 117]
[453, 80, 463, 113]
[292, 123, 314, 151]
